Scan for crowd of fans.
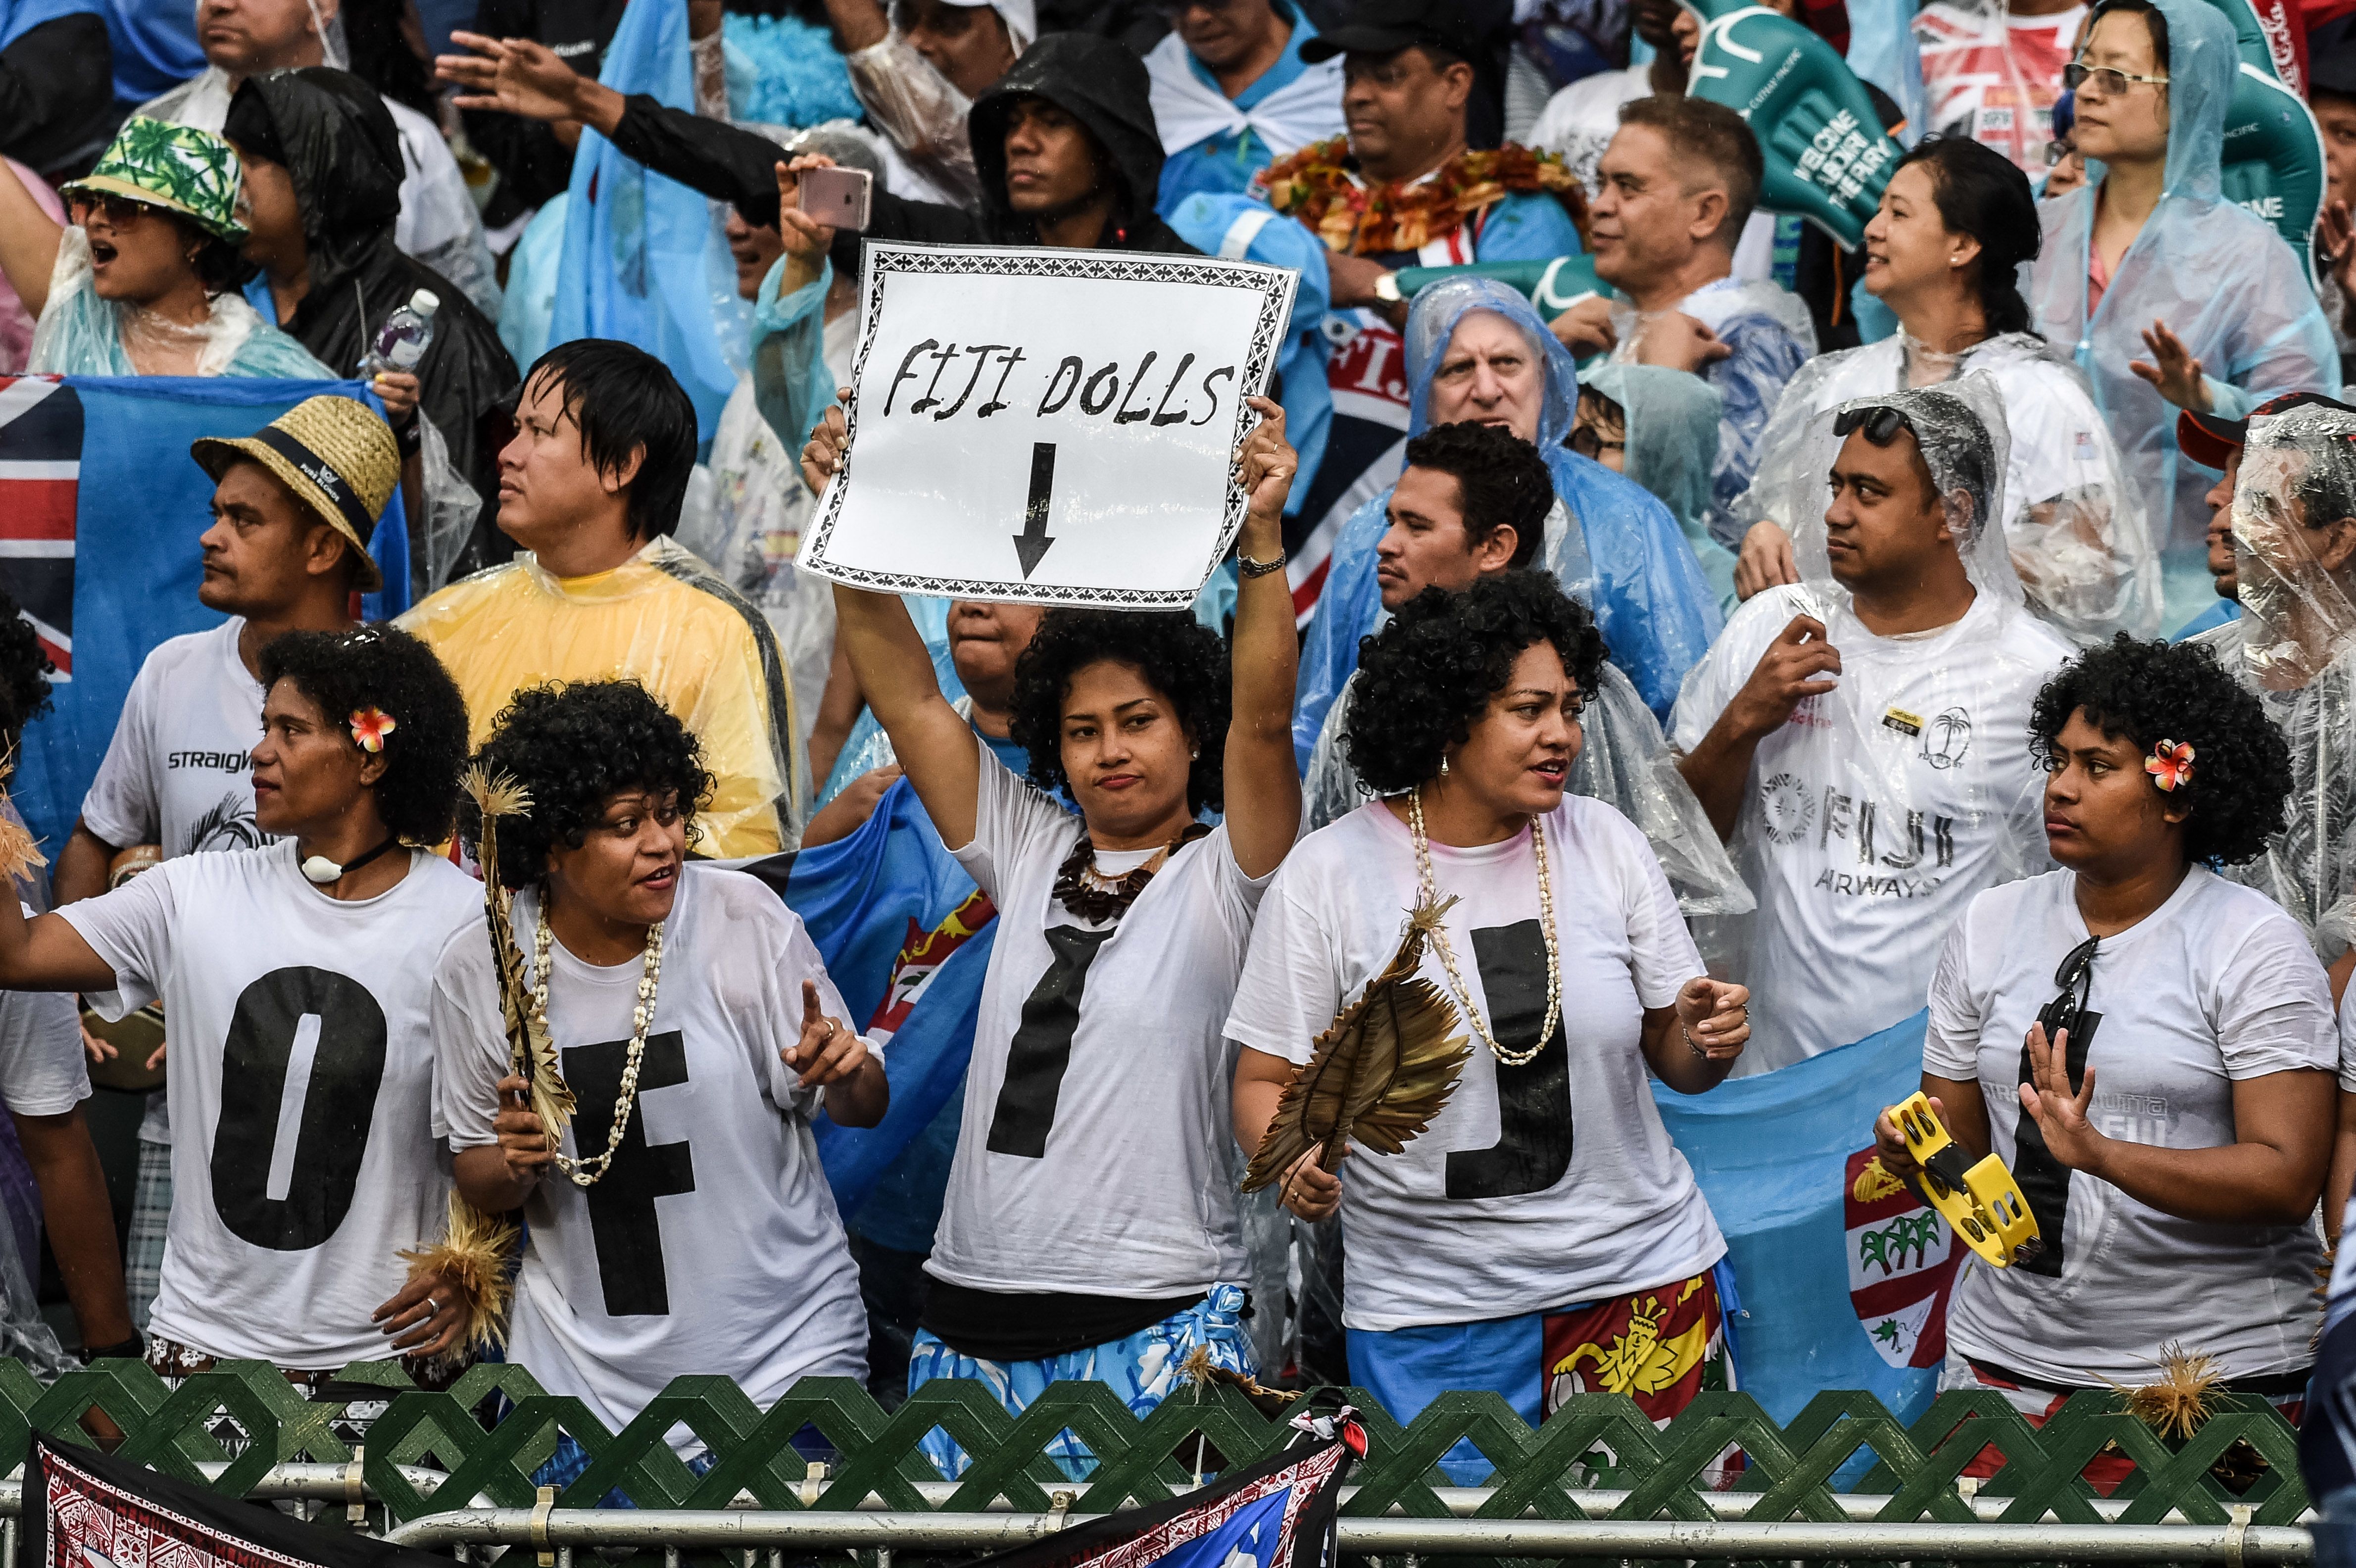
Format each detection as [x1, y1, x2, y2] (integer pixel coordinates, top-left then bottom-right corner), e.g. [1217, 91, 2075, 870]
[11, 0, 2356, 1501]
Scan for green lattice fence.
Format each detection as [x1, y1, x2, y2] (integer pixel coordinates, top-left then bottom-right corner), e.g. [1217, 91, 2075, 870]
[0, 1358, 2310, 1548]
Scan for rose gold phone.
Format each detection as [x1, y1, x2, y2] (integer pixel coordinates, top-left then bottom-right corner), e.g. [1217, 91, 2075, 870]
[798, 166, 873, 232]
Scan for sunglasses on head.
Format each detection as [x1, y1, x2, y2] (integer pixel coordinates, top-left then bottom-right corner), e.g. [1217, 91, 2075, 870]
[1833, 404, 1914, 446]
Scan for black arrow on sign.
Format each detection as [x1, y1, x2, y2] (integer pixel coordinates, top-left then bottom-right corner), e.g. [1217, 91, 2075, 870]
[1013, 441, 1057, 578]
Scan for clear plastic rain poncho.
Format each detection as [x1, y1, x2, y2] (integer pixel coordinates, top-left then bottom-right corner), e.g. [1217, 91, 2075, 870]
[2028, 0, 2335, 551]
[29, 230, 331, 379]
[2194, 406, 2356, 955]
[1583, 362, 1733, 608]
[1734, 331, 2163, 642]
[1291, 276, 1722, 767]
[1675, 375, 2072, 1073]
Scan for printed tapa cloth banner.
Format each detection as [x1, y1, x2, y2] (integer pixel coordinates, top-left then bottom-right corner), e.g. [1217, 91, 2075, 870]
[0, 376, 411, 858]
[19, 1433, 450, 1568]
[1650, 1009, 1959, 1425]
[962, 1423, 1357, 1568]
[799, 243, 1297, 608]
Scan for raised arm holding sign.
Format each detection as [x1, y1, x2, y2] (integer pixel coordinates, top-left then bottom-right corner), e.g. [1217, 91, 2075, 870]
[795, 240, 1296, 609]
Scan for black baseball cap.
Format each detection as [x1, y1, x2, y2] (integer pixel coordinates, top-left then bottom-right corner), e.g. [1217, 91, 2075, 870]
[2176, 392, 2356, 469]
[1299, 0, 1506, 64]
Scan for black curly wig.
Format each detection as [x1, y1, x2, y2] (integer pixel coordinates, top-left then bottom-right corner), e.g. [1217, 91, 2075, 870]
[460, 681, 717, 887]
[0, 588, 55, 747]
[256, 625, 468, 846]
[1007, 610, 1229, 814]
[2028, 634, 2292, 867]
[1345, 573, 1608, 793]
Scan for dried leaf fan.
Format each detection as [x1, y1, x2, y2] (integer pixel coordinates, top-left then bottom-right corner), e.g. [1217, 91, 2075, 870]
[1243, 895, 1471, 1194]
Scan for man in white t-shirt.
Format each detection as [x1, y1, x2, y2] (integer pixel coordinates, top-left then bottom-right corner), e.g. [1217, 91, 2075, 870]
[437, 683, 879, 1474]
[1673, 385, 2072, 1073]
[55, 394, 386, 1334]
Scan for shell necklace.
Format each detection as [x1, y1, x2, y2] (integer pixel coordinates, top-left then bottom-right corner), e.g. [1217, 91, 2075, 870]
[1407, 785, 1560, 1068]
[532, 902, 665, 1186]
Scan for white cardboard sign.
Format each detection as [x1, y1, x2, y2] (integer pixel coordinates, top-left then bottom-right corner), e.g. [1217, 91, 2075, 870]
[796, 242, 1298, 607]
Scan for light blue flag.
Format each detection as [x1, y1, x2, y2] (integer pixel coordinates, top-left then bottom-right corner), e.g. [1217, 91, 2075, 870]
[1650, 1009, 1960, 1429]
[0, 375, 412, 857]
[550, 0, 748, 443]
[739, 774, 995, 1220]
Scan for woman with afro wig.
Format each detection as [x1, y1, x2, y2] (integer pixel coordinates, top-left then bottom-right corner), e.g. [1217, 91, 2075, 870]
[0, 625, 488, 1386]
[1874, 634, 2336, 1442]
[1225, 570, 1752, 1454]
[433, 679, 882, 1465]
[813, 397, 1301, 1464]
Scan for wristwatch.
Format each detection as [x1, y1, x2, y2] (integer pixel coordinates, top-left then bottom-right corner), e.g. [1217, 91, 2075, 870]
[1373, 272, 1403, 306]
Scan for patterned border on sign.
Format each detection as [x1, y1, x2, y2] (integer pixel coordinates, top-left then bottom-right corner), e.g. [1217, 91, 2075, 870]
[1082, 1443, 1347, 1568]
[801, 241, 1298, 607]
[42, 1447, 317, 1568]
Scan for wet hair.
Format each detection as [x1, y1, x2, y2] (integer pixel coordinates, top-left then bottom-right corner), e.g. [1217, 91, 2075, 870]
[1345, 572, 1608, 792]
[179, 215, 257, 296]
[522, 340, 699, 541]
[460, 680, 717, 887]
[1894, 136, 2040, 337]
[2288, 436, 2356, 530]
[1401, 422, 1550, 570]
[1617, 94, 1764, 243]
[2095, 0, 2171, 69]
[0, 589, 54, 748]
[256, 625, 469, 846]
[2028, 635, 2290, 867]
[1008, 609, 1229, 814]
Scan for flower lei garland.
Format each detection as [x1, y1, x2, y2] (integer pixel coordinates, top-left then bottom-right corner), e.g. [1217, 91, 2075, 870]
[1258, 138, 1588, 255]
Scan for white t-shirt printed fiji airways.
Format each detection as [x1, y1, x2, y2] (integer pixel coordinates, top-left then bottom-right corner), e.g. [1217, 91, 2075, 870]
[927, 738, 1272, 1300]
[1927, 867, 2334, 1384]
[1670, 584, 2070, 1074]
[434, 865, 867, 1441]
[1224, 797, 1725, 1332]
[60, 844, 480, 1367]
[80, 619, 274, 860]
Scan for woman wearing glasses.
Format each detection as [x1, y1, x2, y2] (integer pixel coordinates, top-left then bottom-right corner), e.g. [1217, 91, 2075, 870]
[1230, 570, 1752, 1452]
[1874, 636, 2333, 1452]
[2027, 0, 2333, 565]
[1575, 365, 1732, 609]
[0, 119, 325, 378]
[1728, 136, 2158, 646]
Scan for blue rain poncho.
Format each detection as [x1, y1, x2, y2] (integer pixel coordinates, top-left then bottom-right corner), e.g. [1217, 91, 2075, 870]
[2027, 0, 2335, 551]
[29, 229, 331, 379]
[1582, 363, 1733, 609]
[1290, 276, 1721, 765]
[1165, 192, 1332, 517]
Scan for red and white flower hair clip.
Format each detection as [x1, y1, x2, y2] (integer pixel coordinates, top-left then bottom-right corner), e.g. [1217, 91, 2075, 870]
[2145, 739, 2194, 792]
[349, 706, 397, 753]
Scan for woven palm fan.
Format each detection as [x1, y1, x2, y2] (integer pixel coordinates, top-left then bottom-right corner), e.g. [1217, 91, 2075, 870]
[1243, 895, 1471, 1193]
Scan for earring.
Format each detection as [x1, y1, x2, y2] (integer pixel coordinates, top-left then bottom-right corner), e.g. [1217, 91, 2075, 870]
[1440, 753, 1450, 777]
[1189, 747, 1200, 760]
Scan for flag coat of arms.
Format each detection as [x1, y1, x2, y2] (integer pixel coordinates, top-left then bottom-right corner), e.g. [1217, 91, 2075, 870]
[0, 375, 410, 860]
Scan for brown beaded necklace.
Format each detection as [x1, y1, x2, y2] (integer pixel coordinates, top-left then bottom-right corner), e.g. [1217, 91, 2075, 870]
[1051, 822, 1212, 923]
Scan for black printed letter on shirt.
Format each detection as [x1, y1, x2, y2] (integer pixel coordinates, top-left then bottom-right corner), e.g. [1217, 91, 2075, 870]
[2011, 1015, 2097, 1276]
[986, 925, 1115, 1158]
[211, 967, 388, 1251]
[1445, 921, 1573, 1199]
[564, 1030, 695, 1316]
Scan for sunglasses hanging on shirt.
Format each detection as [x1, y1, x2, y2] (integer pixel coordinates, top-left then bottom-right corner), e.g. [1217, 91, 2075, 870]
[2011, 933, 2100, 1277]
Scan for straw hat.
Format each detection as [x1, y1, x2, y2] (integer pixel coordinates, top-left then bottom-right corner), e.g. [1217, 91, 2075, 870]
[191, 396, 397, 592]
[62, 118, 249, 244]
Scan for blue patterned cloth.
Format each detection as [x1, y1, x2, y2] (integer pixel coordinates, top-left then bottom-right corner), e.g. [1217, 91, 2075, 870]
[722, 12, 864, 130]
[1695, 302, 1815, 551]
[906, 1283, 1254, 1477]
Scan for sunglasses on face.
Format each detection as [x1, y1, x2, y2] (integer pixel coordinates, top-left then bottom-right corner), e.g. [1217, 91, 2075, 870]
[70, 194, 165, 229]
[1833, 404, 1914, 446]
[1156, 0, 1239, 15]
[2062, 60, 2170, 95]
[1569, 426, 1626, 460]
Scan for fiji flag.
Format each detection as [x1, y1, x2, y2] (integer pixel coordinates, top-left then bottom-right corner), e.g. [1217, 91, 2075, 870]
[963, 1413, 1361, 1568]
[1650, 1010, 1959, 1435]
[1, 376, 412, 859]
[740, 774, 997, 1218]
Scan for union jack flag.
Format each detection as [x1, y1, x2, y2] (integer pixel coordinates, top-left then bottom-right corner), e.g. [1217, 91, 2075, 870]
[0, 378, 80, 679]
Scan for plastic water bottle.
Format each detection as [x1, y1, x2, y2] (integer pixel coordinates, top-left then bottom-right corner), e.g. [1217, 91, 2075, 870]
[363, 288, 439, 377]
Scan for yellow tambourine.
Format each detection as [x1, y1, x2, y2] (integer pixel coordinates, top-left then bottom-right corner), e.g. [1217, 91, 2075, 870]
[1886, 1091, 2043, 1269]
